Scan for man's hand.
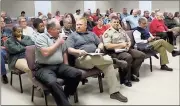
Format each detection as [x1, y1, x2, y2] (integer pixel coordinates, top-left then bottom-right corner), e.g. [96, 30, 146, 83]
[148, 37, 154, 42]
[95, 48, 101, 53]
[122, 42, 128, 48]
[79, 50, 87, 56]
[56, 37, 65, 45]
[168, 29, 172, 32]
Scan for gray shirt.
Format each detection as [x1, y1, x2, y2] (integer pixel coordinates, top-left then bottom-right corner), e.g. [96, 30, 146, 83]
[35, 32, 67, 64]
[66, 31, 100, 53]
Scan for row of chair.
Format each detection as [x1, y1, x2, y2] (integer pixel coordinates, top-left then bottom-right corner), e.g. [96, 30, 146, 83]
[9, 30, 157, 106]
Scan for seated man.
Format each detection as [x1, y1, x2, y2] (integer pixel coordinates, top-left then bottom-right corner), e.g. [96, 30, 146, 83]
[66, 17, 128, 102]
[31, 18, 45, 42]
[61, 18, 74, 40]
[123, 9, 140, 29]
[133, 17, 180, 71]
[34, 19, 82, 106]
[149, 12, 174, 45]
[5, 26, 34, 79]
[1, 17, 11, 84]
[1, 11, 12, 24]
[102, 16, 146, 87]
[143, 10, 152, 22]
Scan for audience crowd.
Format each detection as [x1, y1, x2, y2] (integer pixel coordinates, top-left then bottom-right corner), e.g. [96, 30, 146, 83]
[1, 7, 180, 106]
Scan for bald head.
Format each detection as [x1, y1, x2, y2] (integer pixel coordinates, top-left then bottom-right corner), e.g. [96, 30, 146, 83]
[1, 11, 6, 18]
[47, 18, 61, 38]
[0, 17, 5, 28]
[132, 9, 138, 16]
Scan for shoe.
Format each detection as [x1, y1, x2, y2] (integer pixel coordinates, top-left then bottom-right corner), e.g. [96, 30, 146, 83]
[131, 75, 140, 82]
[172, 50, 180, 57]
[1, 75, 8, 84]
[161, 65, 173, 71]
[124, 80, 132, 87]
[110, 92, 128, 103]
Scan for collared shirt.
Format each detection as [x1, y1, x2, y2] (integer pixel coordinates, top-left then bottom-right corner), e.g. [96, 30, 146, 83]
[35, 32, 67, 64]
[120, 13, 130, 20]
[133, 27, 154, 44]
[23, 26, 34, 37]
[61, 27, 73, 36]
[123, 15, 140, 29]
[102, 27, 131, 46]
[66, 31, 100, 53]
[31, 30, 41, 42]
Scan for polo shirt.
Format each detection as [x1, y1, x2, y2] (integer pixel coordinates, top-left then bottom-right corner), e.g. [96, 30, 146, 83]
[92, 25, 110, 37]
[35, 32, 67, 64]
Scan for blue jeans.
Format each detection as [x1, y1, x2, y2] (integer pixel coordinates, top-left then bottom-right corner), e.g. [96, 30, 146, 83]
[1, 49, 7, 75]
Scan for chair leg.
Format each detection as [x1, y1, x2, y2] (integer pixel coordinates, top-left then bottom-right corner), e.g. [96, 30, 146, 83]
[31, 85, 35, 102]
[150, 57, 153, 72]
[10, 71, 13, 85]
[18, 74, 23, 93]
[74, 90, 79, 103]
[43, 91, 48, 106]
[98, 74, 103, 93]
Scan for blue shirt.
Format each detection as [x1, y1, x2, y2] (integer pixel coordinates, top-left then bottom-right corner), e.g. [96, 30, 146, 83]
[120, 13, 130, 20]
[123, 15, 140, 29]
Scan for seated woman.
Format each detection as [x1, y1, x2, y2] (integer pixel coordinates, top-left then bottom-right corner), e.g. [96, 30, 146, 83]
[5, 26, 34, 79]
[93, 17, 111, 38]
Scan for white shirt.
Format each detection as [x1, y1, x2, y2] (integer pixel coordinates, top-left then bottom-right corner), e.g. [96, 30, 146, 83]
[73, 13, 81, 21]
[133, 29, 155, 44]
[23, 26, 34, 37]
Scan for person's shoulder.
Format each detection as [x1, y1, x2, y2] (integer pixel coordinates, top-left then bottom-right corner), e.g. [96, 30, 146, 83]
[36, 33, 48, 41]
[104, 27, 113, 34]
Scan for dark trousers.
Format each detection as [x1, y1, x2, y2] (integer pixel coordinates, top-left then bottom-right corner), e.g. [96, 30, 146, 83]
[35, 63, 82, 106]
[156, 31, 175, 45]
[1, 49, 7, 75]
[111, 49, 145, 81]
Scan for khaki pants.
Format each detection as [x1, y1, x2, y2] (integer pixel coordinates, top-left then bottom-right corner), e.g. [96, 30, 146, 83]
[75, 55, 120, 94]
[15, 58, 32, 79]
[149, 39, 175, 65]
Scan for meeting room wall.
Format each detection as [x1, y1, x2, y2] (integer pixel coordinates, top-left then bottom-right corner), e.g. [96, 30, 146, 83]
[152, 1, 179, 13]
[115, 1, 139, 13]
[95, 1, 116, 14]
[1, 0, 35, 18]
[51, 1, 84, 15]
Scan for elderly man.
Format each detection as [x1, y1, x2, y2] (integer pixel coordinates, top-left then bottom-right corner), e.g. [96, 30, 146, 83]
[120, 8, 130, 20]
[164, 12, 179, 29]
[35, 19, 82, 106]
[143, 10, 152, 22]
[133, 17, 180, 71]
[19, 17, 34, 37]
[47, 12, 52, 22]
[66, 17, 128, 102]
[123, 9, 140, 29]
[102, 16, 146, 87]
[150, 12, 175, 45]
[1, 11, 12, 24]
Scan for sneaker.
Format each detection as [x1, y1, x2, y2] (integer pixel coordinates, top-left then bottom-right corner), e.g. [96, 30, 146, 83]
[161, 65, 173, 71]
[110, 92, 128, 103]
[1, 75, 8, 84]
[131, 75, 140, 82]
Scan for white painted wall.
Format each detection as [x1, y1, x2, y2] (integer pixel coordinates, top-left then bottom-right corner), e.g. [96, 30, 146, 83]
[115, 1, 139, 13]
[34, 1, 51, 17]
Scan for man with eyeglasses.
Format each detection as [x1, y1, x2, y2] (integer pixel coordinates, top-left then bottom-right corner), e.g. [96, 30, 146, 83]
[133, 17, 180, 71]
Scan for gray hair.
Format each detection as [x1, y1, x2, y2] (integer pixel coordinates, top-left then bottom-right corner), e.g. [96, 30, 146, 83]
[138, 17, 147, 24]
[47, 18, 59, 30]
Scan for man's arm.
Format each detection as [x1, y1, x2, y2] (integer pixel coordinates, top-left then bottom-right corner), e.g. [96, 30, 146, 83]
[63, 52, 69, 65]
[133, 30, 148, 43]
[36, 35, 64, 57]
[102, 32, 126, 49]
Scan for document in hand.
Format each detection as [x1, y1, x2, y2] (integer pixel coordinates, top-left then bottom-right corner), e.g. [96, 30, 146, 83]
[87, 53, 104, 56]
[115, 49, 128, 53]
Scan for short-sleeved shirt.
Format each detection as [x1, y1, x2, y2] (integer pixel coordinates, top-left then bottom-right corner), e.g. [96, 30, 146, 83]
[66, 31, 100, 53]
[35, 32, 67, 64]
[102, 27, 131, 46]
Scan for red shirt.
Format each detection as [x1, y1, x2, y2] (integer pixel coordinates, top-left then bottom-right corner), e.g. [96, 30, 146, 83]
[93, 25, 110, 37]
[149, 18, 168, 36]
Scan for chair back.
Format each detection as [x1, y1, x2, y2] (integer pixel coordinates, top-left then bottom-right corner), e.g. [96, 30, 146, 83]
[25, 45, 36, 71]
[126, 30, 135, 48]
